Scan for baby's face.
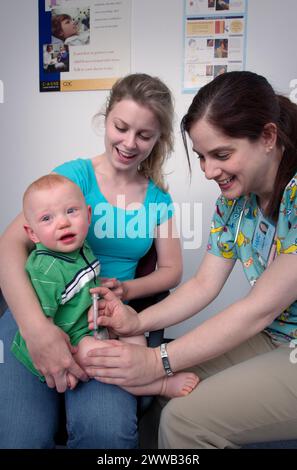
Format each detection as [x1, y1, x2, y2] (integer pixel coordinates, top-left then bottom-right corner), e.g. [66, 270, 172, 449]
[61, 17, 79, 39]
[25, 183, 91, 253]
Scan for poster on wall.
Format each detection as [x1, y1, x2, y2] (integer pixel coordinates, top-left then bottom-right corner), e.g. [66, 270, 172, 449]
[39, 0, 131, 92]
[183, 0, 247, 92]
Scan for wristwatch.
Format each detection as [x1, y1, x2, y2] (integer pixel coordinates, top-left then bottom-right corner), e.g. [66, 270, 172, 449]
[160, 343, 174, 376]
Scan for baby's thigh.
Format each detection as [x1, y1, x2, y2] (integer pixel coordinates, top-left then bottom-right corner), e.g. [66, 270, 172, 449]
[75, 335, 106, 364]
[120, 334, 147, 346]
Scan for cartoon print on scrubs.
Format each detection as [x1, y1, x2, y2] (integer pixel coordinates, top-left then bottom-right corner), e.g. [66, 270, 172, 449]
[207, 174, 297, 341]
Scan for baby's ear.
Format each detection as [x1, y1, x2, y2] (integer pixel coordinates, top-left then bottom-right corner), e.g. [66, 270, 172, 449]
[87, 205, 92, 224]
[23, 224, 40, 244]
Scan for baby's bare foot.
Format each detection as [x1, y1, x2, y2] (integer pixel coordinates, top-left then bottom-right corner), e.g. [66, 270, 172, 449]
[161, 372, 199, 398]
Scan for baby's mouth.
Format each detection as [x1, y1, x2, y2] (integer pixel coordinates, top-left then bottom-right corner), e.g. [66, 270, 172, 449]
[60, 233, 76, 242]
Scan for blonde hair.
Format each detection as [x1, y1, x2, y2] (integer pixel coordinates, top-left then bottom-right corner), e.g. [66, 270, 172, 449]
[94, 73, 174, 191]
[23, 174, 82, 218]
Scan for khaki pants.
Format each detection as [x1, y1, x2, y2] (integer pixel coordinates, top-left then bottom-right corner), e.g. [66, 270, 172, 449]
[158, 332, 297, 449]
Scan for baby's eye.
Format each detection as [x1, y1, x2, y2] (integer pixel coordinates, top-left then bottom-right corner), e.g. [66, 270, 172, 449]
[67, 207, 77, 214]
[41, 215, 51, 222]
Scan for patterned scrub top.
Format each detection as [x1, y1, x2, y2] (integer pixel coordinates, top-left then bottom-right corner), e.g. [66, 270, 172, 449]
[207, 174, 297, 342]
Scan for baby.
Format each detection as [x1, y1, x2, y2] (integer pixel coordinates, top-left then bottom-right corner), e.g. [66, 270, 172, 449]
[12, 174, 199, 398]
[51, 14, 89, 46]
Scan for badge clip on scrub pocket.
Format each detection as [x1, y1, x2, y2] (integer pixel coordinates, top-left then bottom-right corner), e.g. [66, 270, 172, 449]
[252, 213, 276, 264]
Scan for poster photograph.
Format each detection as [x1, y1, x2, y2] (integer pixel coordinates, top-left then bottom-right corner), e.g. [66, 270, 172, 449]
[183, 0, 247, 92]
[39, 0, 131, 92]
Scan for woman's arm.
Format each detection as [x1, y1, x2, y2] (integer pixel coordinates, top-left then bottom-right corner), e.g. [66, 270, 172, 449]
[91, 252, 235, 334]
[0, 213, 88, 391]
[167, 252, 297, 372]
[136, 250, 234, 332]
[123, 216, 183, 301]
[0, 213, 42, 335]
[99, 217, 183, 301]
[86, 252, 296, 387]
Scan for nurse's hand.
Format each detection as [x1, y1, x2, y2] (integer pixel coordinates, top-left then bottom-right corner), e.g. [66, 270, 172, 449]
[88, 286, 140, 336]
[82, 340, 162, 388]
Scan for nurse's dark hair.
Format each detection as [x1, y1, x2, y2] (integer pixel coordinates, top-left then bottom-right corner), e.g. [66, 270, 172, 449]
[181, 71, 297, 221]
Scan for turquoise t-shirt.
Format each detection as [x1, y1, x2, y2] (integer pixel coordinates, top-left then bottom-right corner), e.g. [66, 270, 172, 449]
[54, 158, 174, 281]
[207, 174, 297, 342]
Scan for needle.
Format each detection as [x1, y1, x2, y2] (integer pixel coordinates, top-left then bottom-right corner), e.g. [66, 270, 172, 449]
[92, 292, 109, 340]
[92, 293, 98, 339]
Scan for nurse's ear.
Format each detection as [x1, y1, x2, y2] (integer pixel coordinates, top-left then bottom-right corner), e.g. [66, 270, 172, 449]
[261, 122, 277, 153]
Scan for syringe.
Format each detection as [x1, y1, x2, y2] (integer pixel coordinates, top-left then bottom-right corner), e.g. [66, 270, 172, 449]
[92, 292, 109, 340]
[92, 292, 98, 338]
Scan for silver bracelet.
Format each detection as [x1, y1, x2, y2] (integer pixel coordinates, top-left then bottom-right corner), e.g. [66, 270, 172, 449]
[160, 343, 174, 376]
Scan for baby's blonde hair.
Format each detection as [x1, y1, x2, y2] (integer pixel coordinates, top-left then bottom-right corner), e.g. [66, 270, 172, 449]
[23, 174, 82, 219]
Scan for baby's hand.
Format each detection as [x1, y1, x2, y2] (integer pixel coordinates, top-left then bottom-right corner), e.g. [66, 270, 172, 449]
[100, 278, 128, 300]
[66, 372, 79, 390]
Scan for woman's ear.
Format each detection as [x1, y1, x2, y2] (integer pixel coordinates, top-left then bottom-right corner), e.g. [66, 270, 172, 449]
[262, 122, 277, 152]
[23, 225, 40, 244]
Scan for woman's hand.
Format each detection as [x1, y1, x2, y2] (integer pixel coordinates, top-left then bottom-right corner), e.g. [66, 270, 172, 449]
[82, 340, 162, 387]
[88, 286, 140, 336]
[25, 320, 88, 392]
[99, 277, 128, 300]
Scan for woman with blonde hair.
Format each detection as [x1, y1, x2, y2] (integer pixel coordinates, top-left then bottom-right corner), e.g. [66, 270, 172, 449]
[0, 73, 182, 448]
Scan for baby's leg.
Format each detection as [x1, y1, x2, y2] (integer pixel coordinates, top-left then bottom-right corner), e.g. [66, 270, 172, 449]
[124, 373, 200, 398]
[119, 336, 199, 397]
[66, 335, 103, 389]
[74, 335, 106, 366]
[119, 334, 147, 346]
[76, 335, 199, 398]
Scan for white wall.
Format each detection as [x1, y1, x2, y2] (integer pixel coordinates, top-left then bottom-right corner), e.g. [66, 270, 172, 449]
[1, 0, 297, 337]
